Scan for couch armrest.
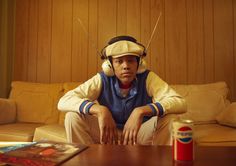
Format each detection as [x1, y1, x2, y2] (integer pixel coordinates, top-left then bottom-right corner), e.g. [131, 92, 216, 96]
[152, 114, 179, 145]
[0, 98, 16, 124]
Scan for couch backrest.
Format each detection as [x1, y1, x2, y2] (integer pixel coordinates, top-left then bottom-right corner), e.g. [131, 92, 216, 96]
[9, 81, 64, 124]
[9, 81, 230, 125]
[171, 82, 230, 124]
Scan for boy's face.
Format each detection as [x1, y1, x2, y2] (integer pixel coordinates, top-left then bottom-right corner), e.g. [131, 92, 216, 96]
[111, 55, 138, 85]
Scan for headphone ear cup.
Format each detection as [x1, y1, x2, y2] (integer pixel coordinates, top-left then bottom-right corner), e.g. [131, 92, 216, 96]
[102, 60, 114, 76]
[137, 59, 147, 74]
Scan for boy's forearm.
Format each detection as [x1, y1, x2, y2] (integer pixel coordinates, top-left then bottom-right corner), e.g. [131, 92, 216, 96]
[134, 105, 153, 117]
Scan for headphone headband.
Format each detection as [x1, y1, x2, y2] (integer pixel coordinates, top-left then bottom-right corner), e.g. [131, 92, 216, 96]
[108, 36, 137, 45]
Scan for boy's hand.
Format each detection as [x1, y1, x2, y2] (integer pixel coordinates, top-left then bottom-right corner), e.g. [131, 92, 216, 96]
[121, 105, 153, 145]
[90, 104, 118, 144]
[121, 108, 143, 145]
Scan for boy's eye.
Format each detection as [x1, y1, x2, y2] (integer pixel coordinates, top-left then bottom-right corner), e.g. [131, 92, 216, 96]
[113, 56, 137, 65]
[114, 59, 122, 64]
[128, 58, 136, 63]
[118, 60, 123, 64]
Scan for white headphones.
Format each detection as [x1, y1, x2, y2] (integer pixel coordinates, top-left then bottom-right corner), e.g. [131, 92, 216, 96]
[101, 36, 147, 76]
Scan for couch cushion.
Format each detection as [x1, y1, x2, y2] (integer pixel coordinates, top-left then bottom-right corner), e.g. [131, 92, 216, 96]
[0, 122, 43, 142]
[171, 82, 229, 124]
[179, 91, 225, 123]
[9, 81, 64, 124]
[216, 102, 236, 128]
[0, 99, 16, 124]
[194, 124, 236, 146]
[33, 124, 67, 142]
[171, 82, 229, 101]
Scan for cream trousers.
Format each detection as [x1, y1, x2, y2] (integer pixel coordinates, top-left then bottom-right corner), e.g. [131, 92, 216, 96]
[64, 112, 173, 145]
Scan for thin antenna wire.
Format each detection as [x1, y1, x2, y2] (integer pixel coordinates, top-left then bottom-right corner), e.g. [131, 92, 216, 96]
[146, 12, 162, 51]
[76, 18, 103, 57]
[76, 12, 162, 57]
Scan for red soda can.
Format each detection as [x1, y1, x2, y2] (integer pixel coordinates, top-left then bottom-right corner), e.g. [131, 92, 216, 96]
[172, 119, 194, 161]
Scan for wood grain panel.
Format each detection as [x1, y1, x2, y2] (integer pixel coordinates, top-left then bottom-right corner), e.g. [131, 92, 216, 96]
[150, 0, 165, 78]
[37, 0, 52, 83]
[0, 0, 7, 96]
[0, 0, 14, 98]
[14, 0, 29, 81]
[117, 0, 127, 35]
[6, 0, 14, 94]
[87, 0, 99, 78]
[127, 0, 140, 40]
[27, 0, 38, 82]
[203, 0, 214, 83]
[51, 0, 72, 82]
[72, 0, 89, 82]
[98, 0, 116, 71]
[140, 0, 150, 66]
[165, 0, 187, 84]
[214, 0, 234, 99]
[234, 0, 236, 100]
[0, 1, 2, 47]
[186, 0, 204, 84]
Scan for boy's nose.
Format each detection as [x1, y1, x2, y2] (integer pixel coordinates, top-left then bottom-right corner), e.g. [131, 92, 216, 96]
[122, 61, 130, 69]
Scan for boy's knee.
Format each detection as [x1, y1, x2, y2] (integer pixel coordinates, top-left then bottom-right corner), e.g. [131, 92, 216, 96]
[153, 114, 178, 145]
[65, 112, 84, 125]
[65, 112, 78, 120]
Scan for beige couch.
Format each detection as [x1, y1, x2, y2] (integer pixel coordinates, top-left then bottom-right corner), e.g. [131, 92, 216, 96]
[0, 81, 236, 146]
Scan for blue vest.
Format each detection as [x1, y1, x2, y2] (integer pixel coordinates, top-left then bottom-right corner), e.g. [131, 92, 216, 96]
[98, 71, 152, 129]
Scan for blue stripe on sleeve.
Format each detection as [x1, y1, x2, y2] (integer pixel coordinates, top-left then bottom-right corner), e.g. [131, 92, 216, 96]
[154, 102, 164, 117]
[147, 104, 157, 116]
[79, 100, 89, 114]
[85, 102, 95, 115]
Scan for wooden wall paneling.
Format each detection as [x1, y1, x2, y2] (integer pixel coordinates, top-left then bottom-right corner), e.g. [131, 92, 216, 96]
[87, 0, 98, 78]
[97, 0, 117, 71]
[37, 0, 52, 83]
[203, 0, 214, 83]
[214, 0, 234, 99]
[12, 0, 236, 100]
[27, 0, 38, 82]
[127, 0, 141, 40]
[165, 0, 187, 84]
[7, 0, 15, 95]
[117, 0, 127, 35]
[150, 0, 165, 78]
[14, 0, 29, 81]
[72, 0, 89, 82]
[0, 4, 2, 65]
[0, 0, 6, 96]
[141, 0, 150, 69]
[0, 0, 15, 97]
[0, 0, 2, 48]
[186, 0, 204, 84]
[51, 0, 72, 82]
[234, 0, 236, 101]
